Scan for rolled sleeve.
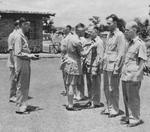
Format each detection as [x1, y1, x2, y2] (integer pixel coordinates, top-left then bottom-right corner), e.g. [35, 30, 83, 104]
[138, 43, 147, 61]
[115, 34, 126, 70]
[117, 34, 126, 56]
[8, 34, 14, 51]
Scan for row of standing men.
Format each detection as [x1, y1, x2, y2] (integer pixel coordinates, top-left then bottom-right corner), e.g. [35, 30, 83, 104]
[60, 14, 147, 127]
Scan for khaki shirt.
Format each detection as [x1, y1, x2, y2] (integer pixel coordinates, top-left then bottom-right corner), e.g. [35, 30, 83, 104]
[121, 36, 147, 81]
[13, 29, 31, 74]
[14, 29, 31, 57]
[60, 33, 73, 70]
[85, 36, 104, 74]
[103, 28, 126, 72]
[7, 29, 18, 68]
[60, 33, 73, 54]
[62, 34, 84, 75]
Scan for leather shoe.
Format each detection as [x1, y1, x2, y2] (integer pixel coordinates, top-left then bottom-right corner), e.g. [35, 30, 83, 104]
[108, 113, 119, 118]
[66, 106, 81, 111]
[120, 116, 129, 125]
[127, 120, 143, 127]
[84, 101, 92, 108]
[101, 110, 109, 115]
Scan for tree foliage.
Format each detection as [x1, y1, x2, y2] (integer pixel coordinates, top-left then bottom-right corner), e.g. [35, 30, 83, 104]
[43, 17, 56, 33]
[134, 17, 150, 39]
[89, 16, 101, 26]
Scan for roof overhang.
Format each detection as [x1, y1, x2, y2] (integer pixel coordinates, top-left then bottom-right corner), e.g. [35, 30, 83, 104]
[0, 10, 55, 17]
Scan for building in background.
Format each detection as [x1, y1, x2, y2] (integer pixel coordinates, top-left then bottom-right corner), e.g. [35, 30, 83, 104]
[0, 10, 55, 53]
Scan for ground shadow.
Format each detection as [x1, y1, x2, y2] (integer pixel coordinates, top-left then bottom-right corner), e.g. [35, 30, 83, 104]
[26, 105, 43, 113]
[28, 96, 34, 100]
[74, 102, 104, 110]
[62, 102, 104, 111]
[118, 109, 124, 116]
[60, 91, 67, 96]
[62, 104, 82, 111]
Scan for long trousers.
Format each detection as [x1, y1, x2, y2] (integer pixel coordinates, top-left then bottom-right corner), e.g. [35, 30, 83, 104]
[74, 75, 84, 99]
[9, 68, 17, 98]
[122, 81, 141, 120]
[15, 59, 31, 107]
[86, 73, 101, 105]
[103, 71, 120, 114]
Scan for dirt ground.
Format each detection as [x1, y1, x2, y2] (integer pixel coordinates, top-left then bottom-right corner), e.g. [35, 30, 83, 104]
[0, 58, 149, 132]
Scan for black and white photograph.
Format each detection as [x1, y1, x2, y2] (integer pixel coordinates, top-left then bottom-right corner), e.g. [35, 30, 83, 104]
[0, 0, 150, 131]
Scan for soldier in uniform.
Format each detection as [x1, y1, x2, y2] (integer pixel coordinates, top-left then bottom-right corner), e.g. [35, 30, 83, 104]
[7, 20, 20, 103]
[121, 21, 147, 127]
[101, 14, 126, 117]
[60, 25, 73, 96]
[84, 27, 104, 108]
[74, 28, 86, 101]
[14, 17, 38, 114]
[61, 23, 96, 111]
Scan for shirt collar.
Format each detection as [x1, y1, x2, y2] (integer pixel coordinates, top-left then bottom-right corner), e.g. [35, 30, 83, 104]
[129, 36, 139, 45]
[18, 29, 25, 37]
[109, 28, 119, 37]
[113, 28, 119, 35]
[95, 36, 100, 41]
[132, 36, 139, 43]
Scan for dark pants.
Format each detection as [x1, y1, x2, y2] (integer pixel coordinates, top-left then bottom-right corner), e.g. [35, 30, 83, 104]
[86, 73, 101, 105]
[122, 81, 141, 120]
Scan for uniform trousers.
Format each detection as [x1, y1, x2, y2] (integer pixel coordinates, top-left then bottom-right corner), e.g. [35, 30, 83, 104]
[15, 58, 31, 107]
[9, 68, 17, 98]
[86, 73, 101, 105]
[122, 81, 141, 121]
[103, 70, 120, 114]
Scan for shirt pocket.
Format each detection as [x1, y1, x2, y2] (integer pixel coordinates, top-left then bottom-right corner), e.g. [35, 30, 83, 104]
[127, 64, 139, 72]
[107, 52, 117, 62]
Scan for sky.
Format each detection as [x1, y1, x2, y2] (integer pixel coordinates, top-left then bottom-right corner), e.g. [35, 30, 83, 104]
[0, 0, 150, 26]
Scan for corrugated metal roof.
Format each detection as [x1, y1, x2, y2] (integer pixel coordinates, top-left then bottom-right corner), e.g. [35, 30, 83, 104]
[0, 10, 55, 16]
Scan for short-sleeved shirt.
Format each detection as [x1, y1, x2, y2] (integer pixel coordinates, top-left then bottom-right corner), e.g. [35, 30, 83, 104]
[8, 30, 18, 51]
[103, 28, 126, 72]
[121, 36, 147, 81]
[7, 29, 18, 68]
[13, 29, 31, 73]
[14, 29, 31, 56]
[85, 36, 104, 74]
[60, 33, 73, 70]
[60, 33, 73, 54]
[63, 34, 84, 75]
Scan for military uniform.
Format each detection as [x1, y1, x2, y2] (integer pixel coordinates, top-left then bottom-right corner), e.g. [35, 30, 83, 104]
[85, 36, 104, 105]
[74, 36, 86, 100]
[121, 36, 147, 123]
[60, 33, 72, 94]
[7, 29, 18, 101]
[13, 29, 31, 111]
[103, 28, 126, 115]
